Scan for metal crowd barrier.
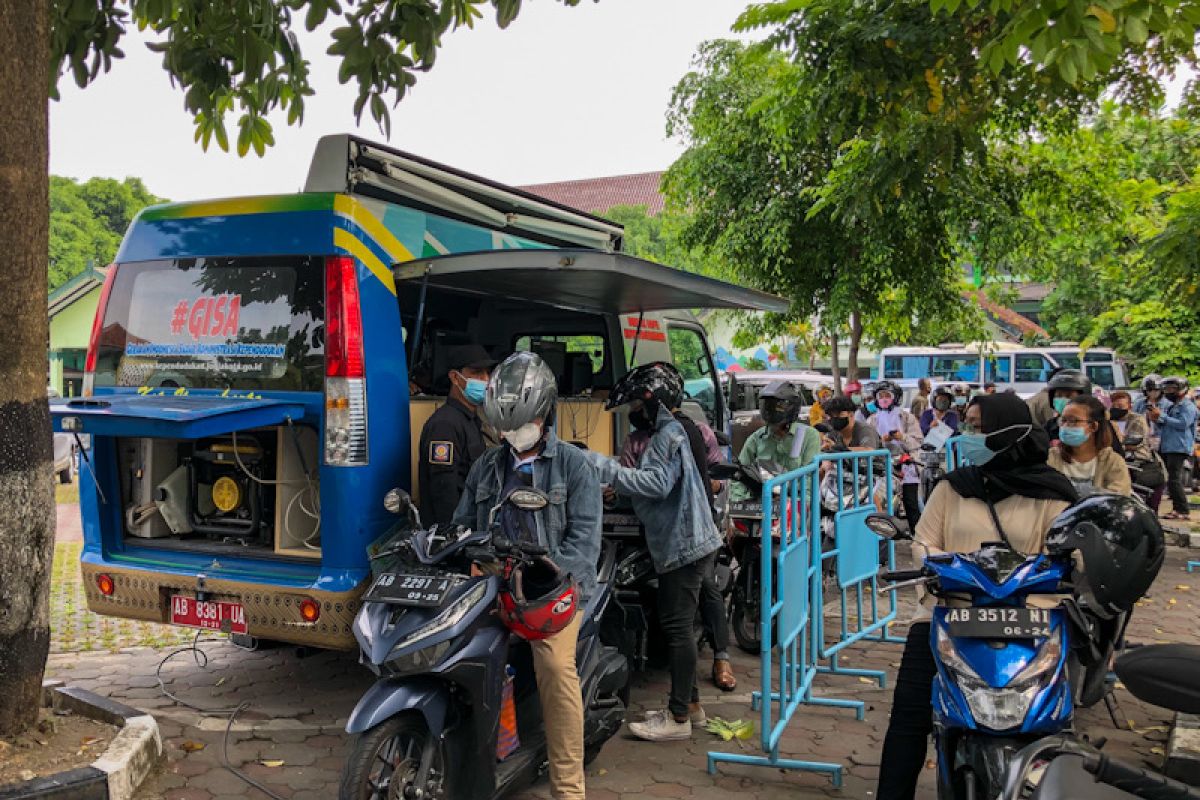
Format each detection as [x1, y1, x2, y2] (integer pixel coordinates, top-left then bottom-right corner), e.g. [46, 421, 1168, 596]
[707, 449, 901, 786]
[813, 450, 902, 710]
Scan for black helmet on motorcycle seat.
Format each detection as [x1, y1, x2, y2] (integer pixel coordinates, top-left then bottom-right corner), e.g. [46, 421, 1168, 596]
[1046, 368, 1092, 396]
[1141, 373, 1163, 393]
[497, 556, 579, 641]
[1045, 494, 1165, 618]
[605, 361, 684, 412]
[758, 380, 801, 426]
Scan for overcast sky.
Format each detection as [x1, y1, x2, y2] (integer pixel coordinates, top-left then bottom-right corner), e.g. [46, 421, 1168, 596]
[49, 0, 750, 202]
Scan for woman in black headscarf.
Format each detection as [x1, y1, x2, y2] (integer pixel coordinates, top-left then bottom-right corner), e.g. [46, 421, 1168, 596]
[876, 393, 1078, 800]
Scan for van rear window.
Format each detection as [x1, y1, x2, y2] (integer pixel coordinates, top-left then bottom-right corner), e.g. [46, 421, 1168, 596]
[94, 257, 324, 392]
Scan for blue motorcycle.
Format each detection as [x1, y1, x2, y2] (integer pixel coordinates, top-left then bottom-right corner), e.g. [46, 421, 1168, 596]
[867, 513, 1116, 800]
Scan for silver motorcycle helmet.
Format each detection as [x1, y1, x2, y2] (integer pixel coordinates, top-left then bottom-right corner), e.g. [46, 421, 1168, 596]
[482, 352, 558, 448]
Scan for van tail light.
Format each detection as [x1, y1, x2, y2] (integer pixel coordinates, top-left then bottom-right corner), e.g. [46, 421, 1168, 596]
[324, 256, 368, 466]
[299, 598, 321, 623]
[82, 265, 119, 397]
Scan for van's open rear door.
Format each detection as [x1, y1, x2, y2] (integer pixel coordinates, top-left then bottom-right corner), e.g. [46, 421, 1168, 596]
[51, 395, 306, 439]
[392, 249, 790, 314]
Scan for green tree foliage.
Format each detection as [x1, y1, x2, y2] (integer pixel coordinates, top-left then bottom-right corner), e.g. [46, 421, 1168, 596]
[663, 39, 987, 382]
[48, 176, 161, 290]
[52, 0, 583, 155]
[1002, 106, 1200, 379]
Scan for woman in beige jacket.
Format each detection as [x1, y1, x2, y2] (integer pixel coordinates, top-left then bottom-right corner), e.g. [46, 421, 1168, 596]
[1047, 395, 1132, 496]
[877, 394, 1079, 800]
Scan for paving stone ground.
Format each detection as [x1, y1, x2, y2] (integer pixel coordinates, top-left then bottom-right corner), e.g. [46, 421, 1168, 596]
[43, 547, 1200, 800]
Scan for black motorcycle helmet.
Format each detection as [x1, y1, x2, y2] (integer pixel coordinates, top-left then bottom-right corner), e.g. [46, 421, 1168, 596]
[1045, 494, 1165, 618]
[1046, 368, 1093, 396]
[1161, 375, 1190, 398]
[758, 380, 801, 426]
[606, 361, 685, 413]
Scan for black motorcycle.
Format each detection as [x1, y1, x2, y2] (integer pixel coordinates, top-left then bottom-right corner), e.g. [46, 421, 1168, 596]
[1001, 643, 1200, 800]
[341, 488, 628, 800]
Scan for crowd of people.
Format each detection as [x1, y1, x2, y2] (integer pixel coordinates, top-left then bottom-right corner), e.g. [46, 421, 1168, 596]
[409, 346, 1195, 800]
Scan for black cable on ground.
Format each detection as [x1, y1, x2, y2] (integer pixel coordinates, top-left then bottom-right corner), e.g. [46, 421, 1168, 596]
[155, 632, 286, 800]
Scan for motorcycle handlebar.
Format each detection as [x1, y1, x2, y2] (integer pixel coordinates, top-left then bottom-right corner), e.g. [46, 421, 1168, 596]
[881, 569, 927, 582]
[1085, 754, 1200, 800]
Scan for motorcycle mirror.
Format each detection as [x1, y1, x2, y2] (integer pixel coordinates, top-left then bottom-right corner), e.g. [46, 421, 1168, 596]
[1123, 435, 1144, 447]
[507, 488, 550, 512]
[864, 513, 909, 540]
[383, 488, 412, 515]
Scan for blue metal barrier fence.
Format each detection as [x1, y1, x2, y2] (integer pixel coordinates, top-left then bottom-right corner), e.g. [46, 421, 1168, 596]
[707, 449, 900, 785]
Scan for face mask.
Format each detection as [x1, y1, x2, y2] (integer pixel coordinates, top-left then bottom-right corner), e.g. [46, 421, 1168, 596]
[503, 422, 543, 452]
[934, 398, 951, 412]
[1165, 391, 1181, 402]
[629, 407, 654, 432]
[877, 397, 894, 410]
[463, 378, 487, 405]
[955, 423, 1032, 467]
[830, 416, 850, 431]
[1109, 407, 1128, 420]
[851, 393, 863, 405]
[1059, 426, 1090, 448]
[866, 401, 878, 414]
[954, 397, 967, 407]
[1052, 397, 1071, 414]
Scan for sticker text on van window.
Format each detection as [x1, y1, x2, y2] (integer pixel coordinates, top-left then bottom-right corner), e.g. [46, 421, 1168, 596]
[169, 294, 242, 340]
[135, 386, 265, 401]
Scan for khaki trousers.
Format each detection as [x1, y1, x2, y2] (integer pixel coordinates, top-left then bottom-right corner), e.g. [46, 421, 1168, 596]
[529, 611, 586, 800]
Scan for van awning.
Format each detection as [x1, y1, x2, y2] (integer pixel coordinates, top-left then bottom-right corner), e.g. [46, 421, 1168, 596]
[392, 249, 789, 314]
[51, 395, 307, 439]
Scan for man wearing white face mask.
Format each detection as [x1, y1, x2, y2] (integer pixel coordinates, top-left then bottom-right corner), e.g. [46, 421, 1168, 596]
[452, 351, 601, 800]
[418, 344, 496, 528]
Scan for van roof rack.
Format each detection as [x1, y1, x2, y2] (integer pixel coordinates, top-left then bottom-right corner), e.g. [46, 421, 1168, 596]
[305, 134, 625, 252]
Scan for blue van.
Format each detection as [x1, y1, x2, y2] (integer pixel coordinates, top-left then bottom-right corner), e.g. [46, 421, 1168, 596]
[51, 135, 786, 649]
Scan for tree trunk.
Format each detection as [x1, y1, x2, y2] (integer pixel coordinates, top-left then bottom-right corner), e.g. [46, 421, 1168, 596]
[0, 0, 55, 738]
[847, 311, 863, 382]
[829, 326, 842, 393]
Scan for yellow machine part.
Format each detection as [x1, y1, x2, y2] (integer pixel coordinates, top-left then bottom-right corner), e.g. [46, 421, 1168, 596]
[211, 476, 243, 512]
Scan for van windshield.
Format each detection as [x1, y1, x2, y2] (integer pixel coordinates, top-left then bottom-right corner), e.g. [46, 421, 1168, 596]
[93, 257, 324, 392]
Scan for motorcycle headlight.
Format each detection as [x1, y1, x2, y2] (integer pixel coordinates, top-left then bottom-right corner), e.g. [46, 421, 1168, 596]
[936, 624, 1051, 732]
[392, 579, 486, 654]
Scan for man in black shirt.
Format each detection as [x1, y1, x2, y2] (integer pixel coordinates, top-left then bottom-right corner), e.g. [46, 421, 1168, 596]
[417, 344, 496, 527]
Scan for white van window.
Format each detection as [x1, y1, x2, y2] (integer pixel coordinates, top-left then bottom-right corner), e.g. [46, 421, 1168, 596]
[1015, 353, 1055, 383]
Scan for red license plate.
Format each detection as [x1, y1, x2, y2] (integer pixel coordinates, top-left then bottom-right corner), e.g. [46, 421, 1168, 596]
[170, 595, 247, 634]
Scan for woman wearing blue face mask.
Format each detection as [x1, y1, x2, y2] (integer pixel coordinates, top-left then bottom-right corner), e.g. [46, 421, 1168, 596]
[1047, 396, 1132, 497]
[876, 393, 1078, 800]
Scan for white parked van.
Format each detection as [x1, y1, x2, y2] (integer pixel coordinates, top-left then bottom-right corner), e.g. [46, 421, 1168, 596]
[878, 343, 1126, 396]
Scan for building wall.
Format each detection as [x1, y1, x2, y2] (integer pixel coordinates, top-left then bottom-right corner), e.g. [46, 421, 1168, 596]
[48, 285, 100, 396]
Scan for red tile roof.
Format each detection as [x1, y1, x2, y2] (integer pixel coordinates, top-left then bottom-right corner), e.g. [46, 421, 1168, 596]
[519, 171, 666, 216]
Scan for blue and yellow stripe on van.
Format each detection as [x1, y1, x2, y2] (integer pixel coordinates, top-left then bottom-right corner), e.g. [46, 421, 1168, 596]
[119, 193, 414, 295]
[119, 191, 551, 294]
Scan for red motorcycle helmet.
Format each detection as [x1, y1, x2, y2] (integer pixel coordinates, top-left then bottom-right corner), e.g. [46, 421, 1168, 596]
[497, 556, 579, 640]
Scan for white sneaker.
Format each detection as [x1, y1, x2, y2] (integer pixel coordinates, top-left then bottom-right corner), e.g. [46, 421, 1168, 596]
[629, 709, 692, 742]
[689, 703, 708, 727]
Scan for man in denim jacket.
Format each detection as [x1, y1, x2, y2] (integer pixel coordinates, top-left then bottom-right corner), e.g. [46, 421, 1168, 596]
[453, 352, 600, 800]
[582, 362, 722, 742]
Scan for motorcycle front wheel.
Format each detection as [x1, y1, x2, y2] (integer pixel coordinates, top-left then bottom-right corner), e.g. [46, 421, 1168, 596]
[339, 714, 450, 800]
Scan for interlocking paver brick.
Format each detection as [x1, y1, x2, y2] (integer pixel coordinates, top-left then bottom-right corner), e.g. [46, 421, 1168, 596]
[37, 548, 1199, 799]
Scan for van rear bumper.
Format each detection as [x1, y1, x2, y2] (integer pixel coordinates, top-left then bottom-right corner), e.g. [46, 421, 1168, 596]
[81, 562, 364, 650]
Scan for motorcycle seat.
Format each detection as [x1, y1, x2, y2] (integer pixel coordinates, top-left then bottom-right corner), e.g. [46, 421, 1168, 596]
[1115, 644, 1200, 714]
[1032, 755, 1136, 799]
